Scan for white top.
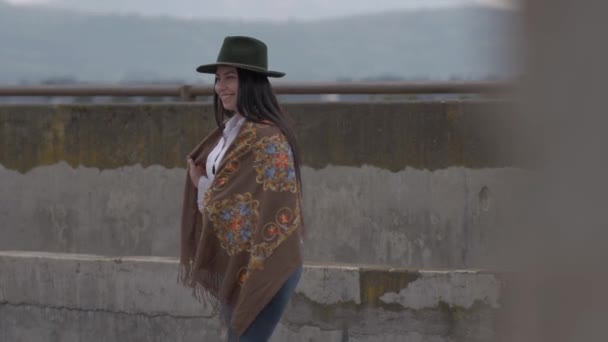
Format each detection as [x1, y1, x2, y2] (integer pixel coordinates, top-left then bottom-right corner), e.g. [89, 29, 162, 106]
[197, 114, 247, 210]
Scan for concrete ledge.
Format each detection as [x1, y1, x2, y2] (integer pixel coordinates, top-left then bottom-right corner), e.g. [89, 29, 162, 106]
[0, 251, 502, 342]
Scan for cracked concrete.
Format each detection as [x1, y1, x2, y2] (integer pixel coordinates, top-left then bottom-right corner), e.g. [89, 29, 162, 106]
[0, 301, 212, 319]
[0, 304, 224, 342]
[0, 251, 501, 341]
[378, 271, 501, 310]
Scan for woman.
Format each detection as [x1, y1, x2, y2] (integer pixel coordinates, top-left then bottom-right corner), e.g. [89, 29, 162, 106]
[180, 36, 304, 342]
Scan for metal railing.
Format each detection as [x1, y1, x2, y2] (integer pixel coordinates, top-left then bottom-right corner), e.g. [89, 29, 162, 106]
[0, 81, 512, 101]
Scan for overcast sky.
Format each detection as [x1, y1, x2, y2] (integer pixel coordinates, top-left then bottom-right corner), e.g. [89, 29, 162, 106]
[4, 0, 519, 21]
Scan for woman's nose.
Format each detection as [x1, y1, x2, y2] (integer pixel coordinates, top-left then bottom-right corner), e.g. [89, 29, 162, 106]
[216, 78, 228, 89]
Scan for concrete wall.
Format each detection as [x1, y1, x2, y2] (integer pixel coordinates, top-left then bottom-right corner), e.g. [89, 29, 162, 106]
[0, 251, 502, 342]
[0, 102, 526, 268]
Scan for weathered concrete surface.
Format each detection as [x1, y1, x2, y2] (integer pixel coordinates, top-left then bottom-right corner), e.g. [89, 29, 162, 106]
[0, 162, 529, 268]
[0, 102, 528, 268]
[0, 251, 502, 342]
[0, 102, 521, 173]
[301, 165, 529, 268]
[0, 163, 184, 256]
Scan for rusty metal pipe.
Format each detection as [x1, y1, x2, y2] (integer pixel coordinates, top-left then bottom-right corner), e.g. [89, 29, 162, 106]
[0, 81, 512, 98]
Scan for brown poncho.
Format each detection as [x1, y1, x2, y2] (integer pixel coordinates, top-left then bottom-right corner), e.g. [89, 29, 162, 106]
[179, 120, 303, 335]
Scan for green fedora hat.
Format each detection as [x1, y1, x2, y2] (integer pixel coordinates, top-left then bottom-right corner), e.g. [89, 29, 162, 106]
[196, 36, 285, 78]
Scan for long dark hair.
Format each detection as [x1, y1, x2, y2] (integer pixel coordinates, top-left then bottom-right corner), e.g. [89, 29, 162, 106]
[213, 68, 303, 195]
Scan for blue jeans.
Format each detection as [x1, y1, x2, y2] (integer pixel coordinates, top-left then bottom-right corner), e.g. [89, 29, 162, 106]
[226, 264, 303, 342]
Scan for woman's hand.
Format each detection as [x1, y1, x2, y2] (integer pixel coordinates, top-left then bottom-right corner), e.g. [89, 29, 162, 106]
[187, 158, 204, 188]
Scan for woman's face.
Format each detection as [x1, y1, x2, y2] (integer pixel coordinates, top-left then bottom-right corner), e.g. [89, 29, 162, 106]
[215, 65, 239, 111]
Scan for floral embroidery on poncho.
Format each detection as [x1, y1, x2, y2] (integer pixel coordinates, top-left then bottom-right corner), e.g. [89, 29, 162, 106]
[180, 120, 303, 336]
[253, 135, 298, 193]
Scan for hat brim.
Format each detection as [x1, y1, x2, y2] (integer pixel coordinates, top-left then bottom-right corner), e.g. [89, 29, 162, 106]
[196, 62, 285, 78]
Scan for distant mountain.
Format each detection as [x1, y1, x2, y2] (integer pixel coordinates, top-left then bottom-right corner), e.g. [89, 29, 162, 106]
[6, 0, 518, 21]
[0, 1, 519, 83]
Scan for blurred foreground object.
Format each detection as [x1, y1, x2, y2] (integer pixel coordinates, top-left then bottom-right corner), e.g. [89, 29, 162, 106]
[498, 1, 608, 341]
